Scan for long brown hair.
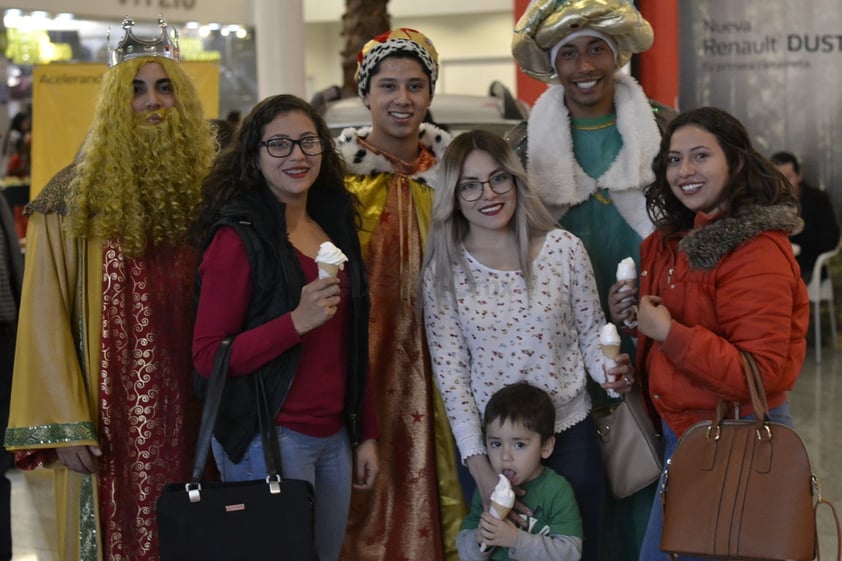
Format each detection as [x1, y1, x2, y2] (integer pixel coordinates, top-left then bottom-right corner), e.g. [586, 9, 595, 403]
[645, 106, 797, 236]
[192, 94, 351, 245]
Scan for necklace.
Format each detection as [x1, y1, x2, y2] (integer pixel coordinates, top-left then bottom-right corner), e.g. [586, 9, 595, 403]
[593, 190, 612, 205]
[572, 119, 617, 131]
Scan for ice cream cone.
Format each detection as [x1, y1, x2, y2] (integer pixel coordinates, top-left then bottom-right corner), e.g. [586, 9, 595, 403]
[599, 323, 622, 365]
[616, 257, 639, 329]
[318, 263, 340, 279]
[601, 344, 621, 361]
[489, 500, 513, 520]
[315, 241, 348, 279]
[481, 474, 516, 551]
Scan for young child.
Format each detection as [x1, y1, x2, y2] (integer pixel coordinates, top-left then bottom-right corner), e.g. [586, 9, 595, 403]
[457, 382, 583, 561]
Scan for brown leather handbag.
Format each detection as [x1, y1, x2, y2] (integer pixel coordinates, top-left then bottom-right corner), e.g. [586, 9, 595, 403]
[660, 352, 841, 561]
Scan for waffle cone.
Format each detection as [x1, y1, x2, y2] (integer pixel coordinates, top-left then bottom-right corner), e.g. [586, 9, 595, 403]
[601, 344, 621, 361]
[489, 500, 513, 520]
[317, 263, 340, 279]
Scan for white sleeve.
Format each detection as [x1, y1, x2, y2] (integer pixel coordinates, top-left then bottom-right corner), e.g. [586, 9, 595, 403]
[422, 265, 485, 461]
[510, 532, 583, 561]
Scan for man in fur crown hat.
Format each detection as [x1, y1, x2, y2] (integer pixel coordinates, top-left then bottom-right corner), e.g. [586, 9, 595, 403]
[335, 27, 467, 561]
[5, 15, 216, 561]
[510, 1, 674, 561]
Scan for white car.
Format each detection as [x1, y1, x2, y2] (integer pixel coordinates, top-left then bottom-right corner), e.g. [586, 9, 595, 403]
[313, 81, 529, 138]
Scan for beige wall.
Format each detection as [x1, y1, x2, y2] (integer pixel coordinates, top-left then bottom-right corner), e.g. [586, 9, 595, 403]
[3, 0, 511, 26]
[3, 1, 518, 102]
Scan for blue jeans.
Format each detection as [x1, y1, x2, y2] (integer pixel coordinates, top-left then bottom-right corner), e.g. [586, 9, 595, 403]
[211, 426, 352, 561]
[638, 403, 794, 561]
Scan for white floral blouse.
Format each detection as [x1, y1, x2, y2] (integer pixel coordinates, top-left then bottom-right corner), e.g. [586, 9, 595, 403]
[423, 228, 613, 461]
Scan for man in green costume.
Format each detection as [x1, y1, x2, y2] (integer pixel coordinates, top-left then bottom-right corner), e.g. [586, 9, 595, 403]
[509, 1, 675, 560]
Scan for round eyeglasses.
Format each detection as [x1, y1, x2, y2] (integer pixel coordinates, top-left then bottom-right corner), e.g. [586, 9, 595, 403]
[259, 136, 325, 158]
[457, 172, 515, 202]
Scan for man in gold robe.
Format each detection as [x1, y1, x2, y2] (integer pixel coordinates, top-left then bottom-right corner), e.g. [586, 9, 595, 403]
[336, 28, 465, 561]
[4, 17, 216, 561]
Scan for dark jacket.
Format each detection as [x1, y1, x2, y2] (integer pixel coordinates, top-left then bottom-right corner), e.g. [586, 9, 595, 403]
[791, 183, 840, 280]
[197, 186, 370, 463]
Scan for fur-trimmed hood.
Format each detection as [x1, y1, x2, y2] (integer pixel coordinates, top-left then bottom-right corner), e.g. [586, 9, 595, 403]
[527, 72, 660, 239]
[681, 204, 803, 270]
[335, 123, 451, 186]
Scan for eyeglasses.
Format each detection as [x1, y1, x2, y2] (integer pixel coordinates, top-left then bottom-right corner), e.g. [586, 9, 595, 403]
[457, 172, 514, 202]
[259, 136, 325, 158]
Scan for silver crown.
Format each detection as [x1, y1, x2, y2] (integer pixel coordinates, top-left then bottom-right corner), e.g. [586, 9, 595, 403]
[107, 14, 180, 68]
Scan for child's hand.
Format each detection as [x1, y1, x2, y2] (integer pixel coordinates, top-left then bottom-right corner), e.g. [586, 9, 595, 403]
[510, 487, 531, 528]
[477, 511, 519, 550]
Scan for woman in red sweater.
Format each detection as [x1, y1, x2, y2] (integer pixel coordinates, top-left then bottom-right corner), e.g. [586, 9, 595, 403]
[191, 94, 378, 561]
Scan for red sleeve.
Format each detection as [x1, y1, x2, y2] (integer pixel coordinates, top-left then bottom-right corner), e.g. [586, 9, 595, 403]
[192, 227, 301, 377]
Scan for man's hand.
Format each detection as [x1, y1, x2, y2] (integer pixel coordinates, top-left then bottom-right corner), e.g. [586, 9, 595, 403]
[56, 445, 102, 474]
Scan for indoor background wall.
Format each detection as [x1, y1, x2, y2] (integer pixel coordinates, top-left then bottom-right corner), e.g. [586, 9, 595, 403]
[303, 12, 517, 102]
[679, 0, 842, 217]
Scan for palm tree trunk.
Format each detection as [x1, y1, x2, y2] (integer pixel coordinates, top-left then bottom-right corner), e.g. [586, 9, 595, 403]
[340, 0, 391, 97]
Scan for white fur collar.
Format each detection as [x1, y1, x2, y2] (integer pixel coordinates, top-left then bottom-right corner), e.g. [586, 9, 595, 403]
[336, 123, 451, 186]
[527, 72, 659, 239]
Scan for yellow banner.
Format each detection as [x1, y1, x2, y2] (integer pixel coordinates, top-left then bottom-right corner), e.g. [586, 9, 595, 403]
[30, 61, 219, 199]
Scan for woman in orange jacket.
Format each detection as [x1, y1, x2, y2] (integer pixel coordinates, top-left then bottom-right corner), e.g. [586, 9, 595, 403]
[608, 106, 809, 561]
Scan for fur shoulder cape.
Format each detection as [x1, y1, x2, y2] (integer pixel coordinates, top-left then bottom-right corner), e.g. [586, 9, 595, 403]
[681, 204, 803, 270]
[527, 72, 660, 239]
[335, 123, 451, 186]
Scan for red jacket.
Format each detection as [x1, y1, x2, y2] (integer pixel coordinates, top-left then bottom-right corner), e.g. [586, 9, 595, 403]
[637, 205, 808, 437]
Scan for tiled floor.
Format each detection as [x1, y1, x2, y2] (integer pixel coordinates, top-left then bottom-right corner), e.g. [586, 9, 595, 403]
[10, 467, 55, 561]
[8, 348, 842, 560]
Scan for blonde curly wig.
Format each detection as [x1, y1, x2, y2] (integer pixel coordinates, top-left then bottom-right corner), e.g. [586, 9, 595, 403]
[65, 57, 216, 257]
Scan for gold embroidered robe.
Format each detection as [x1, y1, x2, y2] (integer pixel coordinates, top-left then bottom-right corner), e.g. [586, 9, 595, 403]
[337, 126, 466, 561]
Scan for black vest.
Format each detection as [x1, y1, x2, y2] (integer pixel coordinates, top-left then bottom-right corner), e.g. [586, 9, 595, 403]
[196, 187, 369, 463]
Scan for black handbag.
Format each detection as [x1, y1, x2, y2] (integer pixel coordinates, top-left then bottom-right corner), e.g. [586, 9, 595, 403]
[156, 338, 320, 561]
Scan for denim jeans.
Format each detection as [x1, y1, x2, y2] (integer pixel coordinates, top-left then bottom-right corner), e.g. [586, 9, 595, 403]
[211, 426, 352, 561]
[638, 403, 794, 561]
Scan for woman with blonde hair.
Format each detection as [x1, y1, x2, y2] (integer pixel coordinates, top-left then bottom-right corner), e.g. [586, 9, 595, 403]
[423, 129, 634, 561]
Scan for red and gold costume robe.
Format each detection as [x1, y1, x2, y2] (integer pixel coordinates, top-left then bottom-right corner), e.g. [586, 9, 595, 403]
[336, 125, 466, 561]
[5, 167, 200, 561]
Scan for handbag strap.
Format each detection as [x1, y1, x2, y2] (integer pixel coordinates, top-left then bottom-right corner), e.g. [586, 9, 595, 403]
[190, 337, 235, 482]
[255, 372, 284, 478]
[712, 351, 769, 429]
[738, 354, 842, 561]
[816, 490, 842, 561]
[190, 337, 285, 482]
